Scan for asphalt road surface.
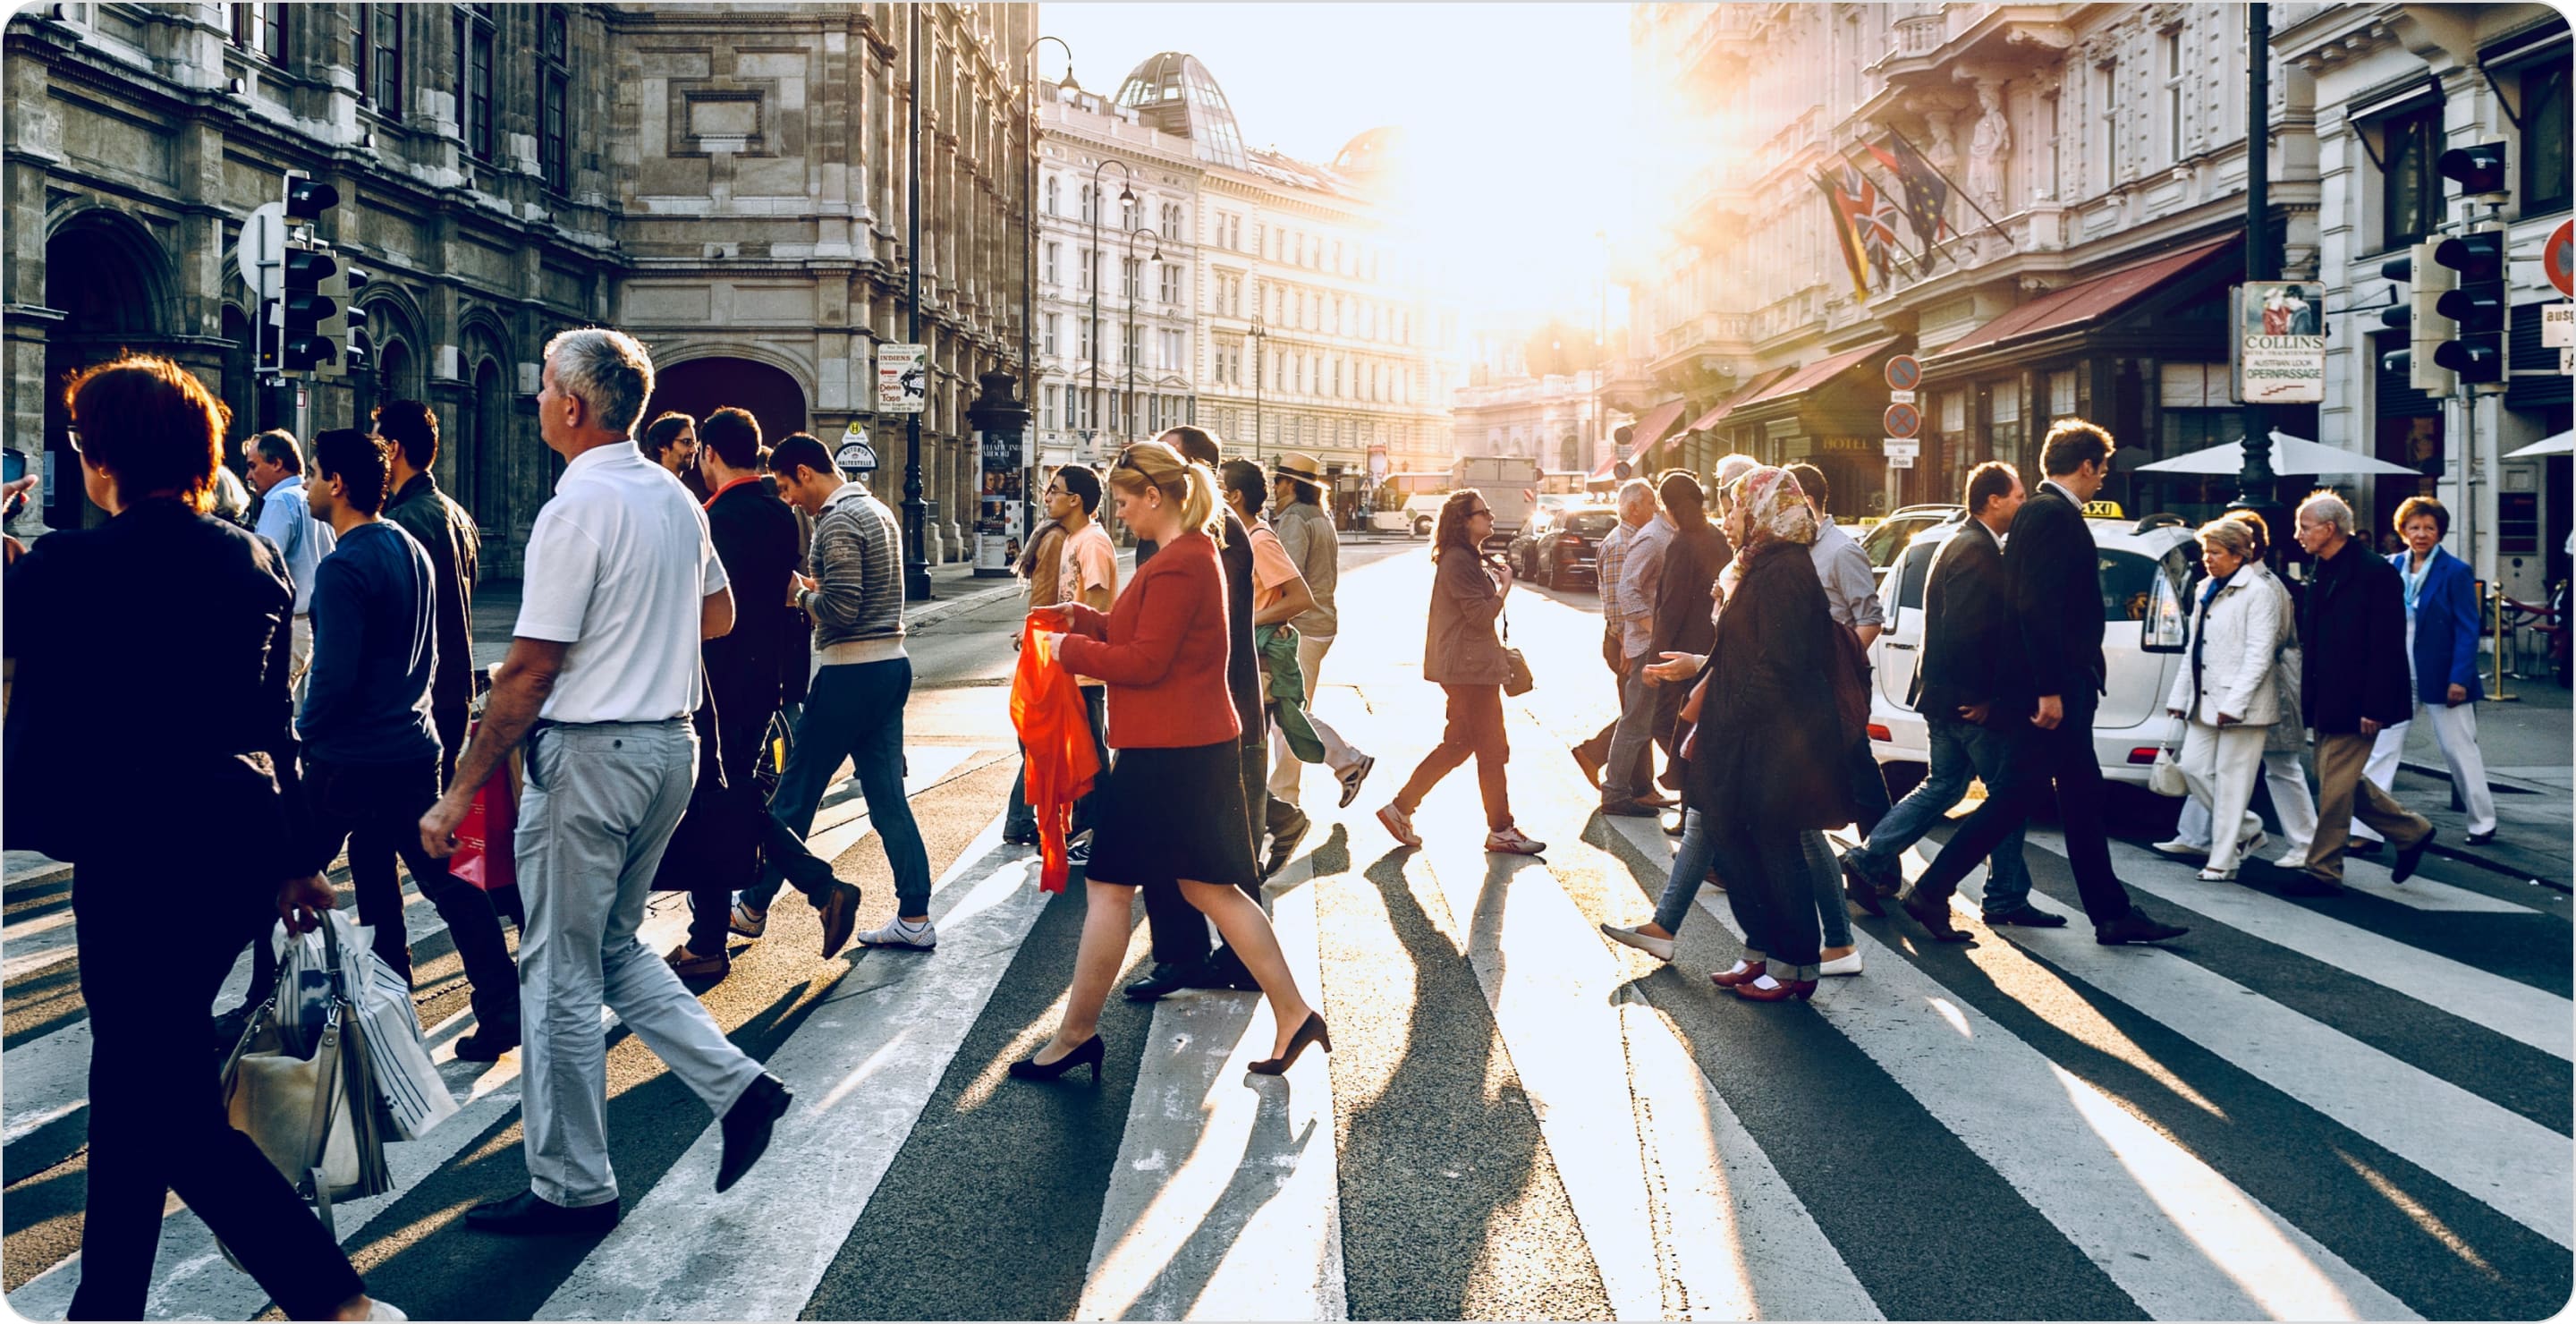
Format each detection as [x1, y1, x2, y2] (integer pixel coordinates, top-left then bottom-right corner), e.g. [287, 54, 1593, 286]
[4, 535, 2568, 1320]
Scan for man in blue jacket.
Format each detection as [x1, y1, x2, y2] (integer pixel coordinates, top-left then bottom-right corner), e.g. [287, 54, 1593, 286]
[2351, 496, 2496, 848]
[2291, 491, 2436, 894]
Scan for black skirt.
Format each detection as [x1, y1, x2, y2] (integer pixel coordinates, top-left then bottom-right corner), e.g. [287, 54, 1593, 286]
[1083, 741, 1258, 892]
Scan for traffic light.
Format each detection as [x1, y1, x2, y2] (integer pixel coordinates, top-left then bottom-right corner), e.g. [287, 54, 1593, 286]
[277, 241, 339, 374]
[2438, 141, 2510, 198]
[318, 259, 367, 379]
[284, 172, 339, 225]
[2432, 225, 2506, 384]
[2378, 241, 2455, 396]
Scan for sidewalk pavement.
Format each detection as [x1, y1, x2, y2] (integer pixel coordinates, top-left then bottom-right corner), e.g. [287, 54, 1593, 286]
[2377, 675, 2572, 888]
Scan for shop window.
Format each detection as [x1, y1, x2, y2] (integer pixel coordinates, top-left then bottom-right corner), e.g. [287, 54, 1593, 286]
[2379, 103, 2444, 248]
[1986, 384, 2023, 465]
[2048, 369, 2080, 420]
[2521, 58, 2570, 214]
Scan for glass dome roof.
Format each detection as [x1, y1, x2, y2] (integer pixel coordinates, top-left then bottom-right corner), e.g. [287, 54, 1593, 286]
[1115, 52, 1248, 171]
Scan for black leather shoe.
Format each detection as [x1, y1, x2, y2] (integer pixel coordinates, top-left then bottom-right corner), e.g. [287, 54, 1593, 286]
[453, 1029, 521, 1062]
[1180, 946, 1262, 992]
[1902, 893, 1970, 942]
[1263, 811, 1311, 879]
[716, 1073, 792, 1193]
[2466, 828, 2497, 846]
[1983, 904, 2067, 929]
[2094, 910, 2190, 946]
[1839, 854, 1885, 917]
[1124, 962, 1191, 1002]
[2392, 828, 2436, 884]
[465, 1190, 619, 1235]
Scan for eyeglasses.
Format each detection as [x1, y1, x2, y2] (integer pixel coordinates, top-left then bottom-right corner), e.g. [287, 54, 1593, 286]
[1468, 506, 1492, 518]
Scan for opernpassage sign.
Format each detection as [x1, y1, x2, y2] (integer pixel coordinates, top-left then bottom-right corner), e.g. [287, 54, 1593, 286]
[2232, 283, 2325, 404]
[877, 344, 927, 414]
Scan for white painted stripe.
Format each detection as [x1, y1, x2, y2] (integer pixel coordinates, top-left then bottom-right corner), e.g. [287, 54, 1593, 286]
[2029, 828, 2574, 1063]
[1406, 796, 1879, 1322]
[1606, 815, 2419, 1321]
[1941, 873, 2573, 1249]
[1075, 858, 1346, 1322]
[533, 819, 1040, 1322]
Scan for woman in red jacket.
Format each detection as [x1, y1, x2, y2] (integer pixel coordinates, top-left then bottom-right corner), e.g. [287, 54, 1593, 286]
[1017, 440, 1328, 1082]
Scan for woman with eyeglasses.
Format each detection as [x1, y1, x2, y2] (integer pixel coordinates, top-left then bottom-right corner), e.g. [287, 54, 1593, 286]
[1599, 466, 1854, 1002]
[1017, 440, 1328, 1082]
[4, 355, 395, 1320]
[1375, 489, 1546, 856]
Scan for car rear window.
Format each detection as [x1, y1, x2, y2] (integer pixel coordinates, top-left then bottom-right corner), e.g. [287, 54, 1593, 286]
[1565, 513, 1617, 537]
[1895, 540, 1936, 611]
[2099, 549, 2164, 622]
[1861, 515, 1937, 568]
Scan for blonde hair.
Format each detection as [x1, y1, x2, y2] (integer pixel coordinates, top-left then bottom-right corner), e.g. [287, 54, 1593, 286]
[1109, 439, 1225, 545]
[2195, 516, 2257, 561]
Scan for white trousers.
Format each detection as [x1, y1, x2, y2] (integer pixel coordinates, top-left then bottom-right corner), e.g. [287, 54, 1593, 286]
[2177, 721, 2269, 871]
[2177, 749, 2319, 857]
[1268, 632, 1368, 806]
[2353, 697, 2497, 839]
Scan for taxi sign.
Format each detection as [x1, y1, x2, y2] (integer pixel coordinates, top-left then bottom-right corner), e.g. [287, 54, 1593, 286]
[2082, 499, 2126, 518]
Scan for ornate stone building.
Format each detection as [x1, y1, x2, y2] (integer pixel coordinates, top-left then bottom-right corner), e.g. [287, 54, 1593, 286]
[4, 2, 1032, 573]
[1623, 2, 2567, 592]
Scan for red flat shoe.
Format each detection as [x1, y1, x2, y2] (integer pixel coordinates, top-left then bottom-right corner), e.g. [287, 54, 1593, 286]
[1733, 977, 1818, 1002]
[1709, 959, 1767, 988]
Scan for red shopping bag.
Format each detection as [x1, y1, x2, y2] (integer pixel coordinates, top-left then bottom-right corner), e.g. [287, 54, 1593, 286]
[450, 768, 517, 892]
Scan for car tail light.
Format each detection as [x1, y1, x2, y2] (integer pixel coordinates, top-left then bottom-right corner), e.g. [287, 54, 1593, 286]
[1867, 724, 1892, 743]
[2127, 747, 2160, 765]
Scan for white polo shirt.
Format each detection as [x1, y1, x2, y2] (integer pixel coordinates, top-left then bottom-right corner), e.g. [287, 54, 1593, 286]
[514, 441, 728, 724]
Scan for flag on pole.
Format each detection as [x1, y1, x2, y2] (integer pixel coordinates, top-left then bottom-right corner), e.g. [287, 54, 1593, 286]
[1839, 163, 1903, 285]
[1870, 136, 1950, 249]
[1814, 172, 1874, 301]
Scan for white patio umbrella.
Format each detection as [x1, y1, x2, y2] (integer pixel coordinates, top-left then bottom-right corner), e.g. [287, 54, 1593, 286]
[2134, 430, 2422, 477]
[2504, 430, 2572, 459]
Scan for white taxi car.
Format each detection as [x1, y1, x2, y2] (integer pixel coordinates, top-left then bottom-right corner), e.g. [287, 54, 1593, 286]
[1864, 501, 2198, 787]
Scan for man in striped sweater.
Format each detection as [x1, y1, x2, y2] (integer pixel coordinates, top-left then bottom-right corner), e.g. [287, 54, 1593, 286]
[729, 434, 937, 952]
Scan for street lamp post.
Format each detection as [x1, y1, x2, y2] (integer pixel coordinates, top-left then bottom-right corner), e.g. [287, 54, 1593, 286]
[901, 4, 930, 600]
[1019, 33, 1073, 541]
[1125, 224, 1162, 440]
[1088, 157, 1136, 459]
[2233, 1, 2278, 516]
[1250, 317, 1266, 461]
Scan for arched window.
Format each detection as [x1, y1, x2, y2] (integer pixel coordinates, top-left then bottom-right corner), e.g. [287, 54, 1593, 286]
[1080, 183, 1094, 222]
[1043, 174, 1058, 216]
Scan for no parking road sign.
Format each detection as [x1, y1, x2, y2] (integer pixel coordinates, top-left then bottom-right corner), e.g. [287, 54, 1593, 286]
[2546, 219, 2573, 299]
[1885, 354, 1923, 393]
[1884, 401, 1922, 438]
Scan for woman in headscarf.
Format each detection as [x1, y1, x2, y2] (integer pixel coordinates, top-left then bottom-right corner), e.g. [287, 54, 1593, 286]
[1600, 466, 1856, 1002]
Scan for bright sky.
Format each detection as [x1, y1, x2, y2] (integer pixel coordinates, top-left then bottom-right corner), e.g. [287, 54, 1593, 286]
[1038, 3, 1639, 328]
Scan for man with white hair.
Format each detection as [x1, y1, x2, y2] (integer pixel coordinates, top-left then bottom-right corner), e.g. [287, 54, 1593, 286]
[2290, 488, 2435, 895]
[420, 327, 791, 1235]
[1594, 477, 1673, 814]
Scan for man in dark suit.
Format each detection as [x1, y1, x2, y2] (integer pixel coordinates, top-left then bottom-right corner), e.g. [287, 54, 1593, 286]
[1841, 463, 2055, 928]
[2290, 489, 2434, 895]
[1900, 421, 2189, 946]
[671, 407, 859, 979]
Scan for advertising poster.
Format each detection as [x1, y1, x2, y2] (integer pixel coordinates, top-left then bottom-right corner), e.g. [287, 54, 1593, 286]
[974, 426, 1024, 572]
[2232, 282, 2326, 404]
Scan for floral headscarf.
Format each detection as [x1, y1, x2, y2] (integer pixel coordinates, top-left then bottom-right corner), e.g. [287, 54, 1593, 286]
[1724, 464, 1818, 550]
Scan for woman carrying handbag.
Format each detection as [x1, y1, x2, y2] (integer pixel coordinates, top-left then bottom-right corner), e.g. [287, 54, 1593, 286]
[2164, 517, 2285, 881]
[1375, 489, 1545, 856]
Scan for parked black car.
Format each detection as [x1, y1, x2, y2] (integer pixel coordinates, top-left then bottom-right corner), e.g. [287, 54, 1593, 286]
[1510, 504, 1620, 589]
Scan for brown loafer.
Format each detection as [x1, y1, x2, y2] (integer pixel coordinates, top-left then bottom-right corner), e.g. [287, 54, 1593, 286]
[665, 945, 730, 980]
[816, 880, 864, 959]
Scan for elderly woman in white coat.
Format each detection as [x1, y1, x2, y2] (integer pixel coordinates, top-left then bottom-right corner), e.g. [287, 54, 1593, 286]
[2165, 517, 2284, 880]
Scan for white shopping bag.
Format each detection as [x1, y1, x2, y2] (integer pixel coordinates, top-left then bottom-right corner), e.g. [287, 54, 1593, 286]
[275, 912, 459, 1142]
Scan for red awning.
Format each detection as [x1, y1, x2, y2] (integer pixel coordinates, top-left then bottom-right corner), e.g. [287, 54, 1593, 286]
[1681, 365, 1796, 434]
[1595, 397, 1690, 481]
[1930, 237, 2236, 361]
[1734, 336, 1900, 410]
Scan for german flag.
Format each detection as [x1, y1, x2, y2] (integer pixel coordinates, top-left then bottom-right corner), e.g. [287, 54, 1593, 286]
[1814, 171, 1873, 302]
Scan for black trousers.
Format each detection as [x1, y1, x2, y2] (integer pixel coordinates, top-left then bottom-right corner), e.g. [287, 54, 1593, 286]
[1911, 697, 2134, 925]
[72, 854, 367, 1320]
[1140, 735, 1267, 968]
[253, 755, 520, 1039]
[685, 673, 834, 955]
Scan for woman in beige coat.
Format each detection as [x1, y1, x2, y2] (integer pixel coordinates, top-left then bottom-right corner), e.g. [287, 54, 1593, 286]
[2165, 518, 2284, 880]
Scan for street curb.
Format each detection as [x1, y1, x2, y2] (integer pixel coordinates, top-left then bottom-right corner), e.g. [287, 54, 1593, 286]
[905, 578, 1026, 632]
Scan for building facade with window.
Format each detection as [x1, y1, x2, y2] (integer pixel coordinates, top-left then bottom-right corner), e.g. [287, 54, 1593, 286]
[1623, 2, 2568, 596]
[1034, 53, 1453, 514]
[6, 2, 1032, 573]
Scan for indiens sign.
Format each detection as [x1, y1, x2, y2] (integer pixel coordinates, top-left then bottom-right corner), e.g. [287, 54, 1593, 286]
[2231, 282, 2326, 404]
[876, 343, 928, 414]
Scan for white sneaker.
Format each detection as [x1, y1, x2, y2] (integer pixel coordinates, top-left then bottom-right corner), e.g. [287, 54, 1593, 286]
[856, 919, 936, 950]
[1485, 827, 1546, 855]
[1818, 950, 1864, 977]
[2148, 838, 2210, 860]
[367, 1302, 408, 1321]
[1599, 922, 1674, 962]
[1376, 803, 1421, 848]
[729, 901, 767, 938]
[2274, 844, 2314, 869]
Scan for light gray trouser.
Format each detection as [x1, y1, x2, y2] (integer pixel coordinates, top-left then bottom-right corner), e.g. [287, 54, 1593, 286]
[517, 718, 765, 1209]
[1602, 655, 1660, 802]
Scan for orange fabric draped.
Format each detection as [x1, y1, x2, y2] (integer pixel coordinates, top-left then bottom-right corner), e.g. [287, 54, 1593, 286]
[1009, 617, 1100, 892]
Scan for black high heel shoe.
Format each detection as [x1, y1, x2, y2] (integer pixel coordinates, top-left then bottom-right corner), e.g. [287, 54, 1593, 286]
[1249, 1013, 1331, 1075]
[1008, 1034, 1104, 1083]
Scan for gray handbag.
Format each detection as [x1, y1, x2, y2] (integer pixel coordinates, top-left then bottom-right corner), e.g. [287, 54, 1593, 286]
[217, 919, 393, 1268]
[1500, 607, 1536, 698]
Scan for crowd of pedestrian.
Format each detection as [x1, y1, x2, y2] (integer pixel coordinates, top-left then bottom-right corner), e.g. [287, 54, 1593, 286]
[0, 320, 2519, 1312]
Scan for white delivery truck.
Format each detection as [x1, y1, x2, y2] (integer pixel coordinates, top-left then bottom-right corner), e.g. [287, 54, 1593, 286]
[1450, 455, 1544, 548]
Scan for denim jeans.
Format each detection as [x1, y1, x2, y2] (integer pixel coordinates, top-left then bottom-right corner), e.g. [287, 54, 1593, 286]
[1801, 828, 1852, 949]
[1601, 658, 1661, 802]
[741, 658, 933, 919]
[1850, 713, 2033, 916]
[1652, 808, 1721, 934]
